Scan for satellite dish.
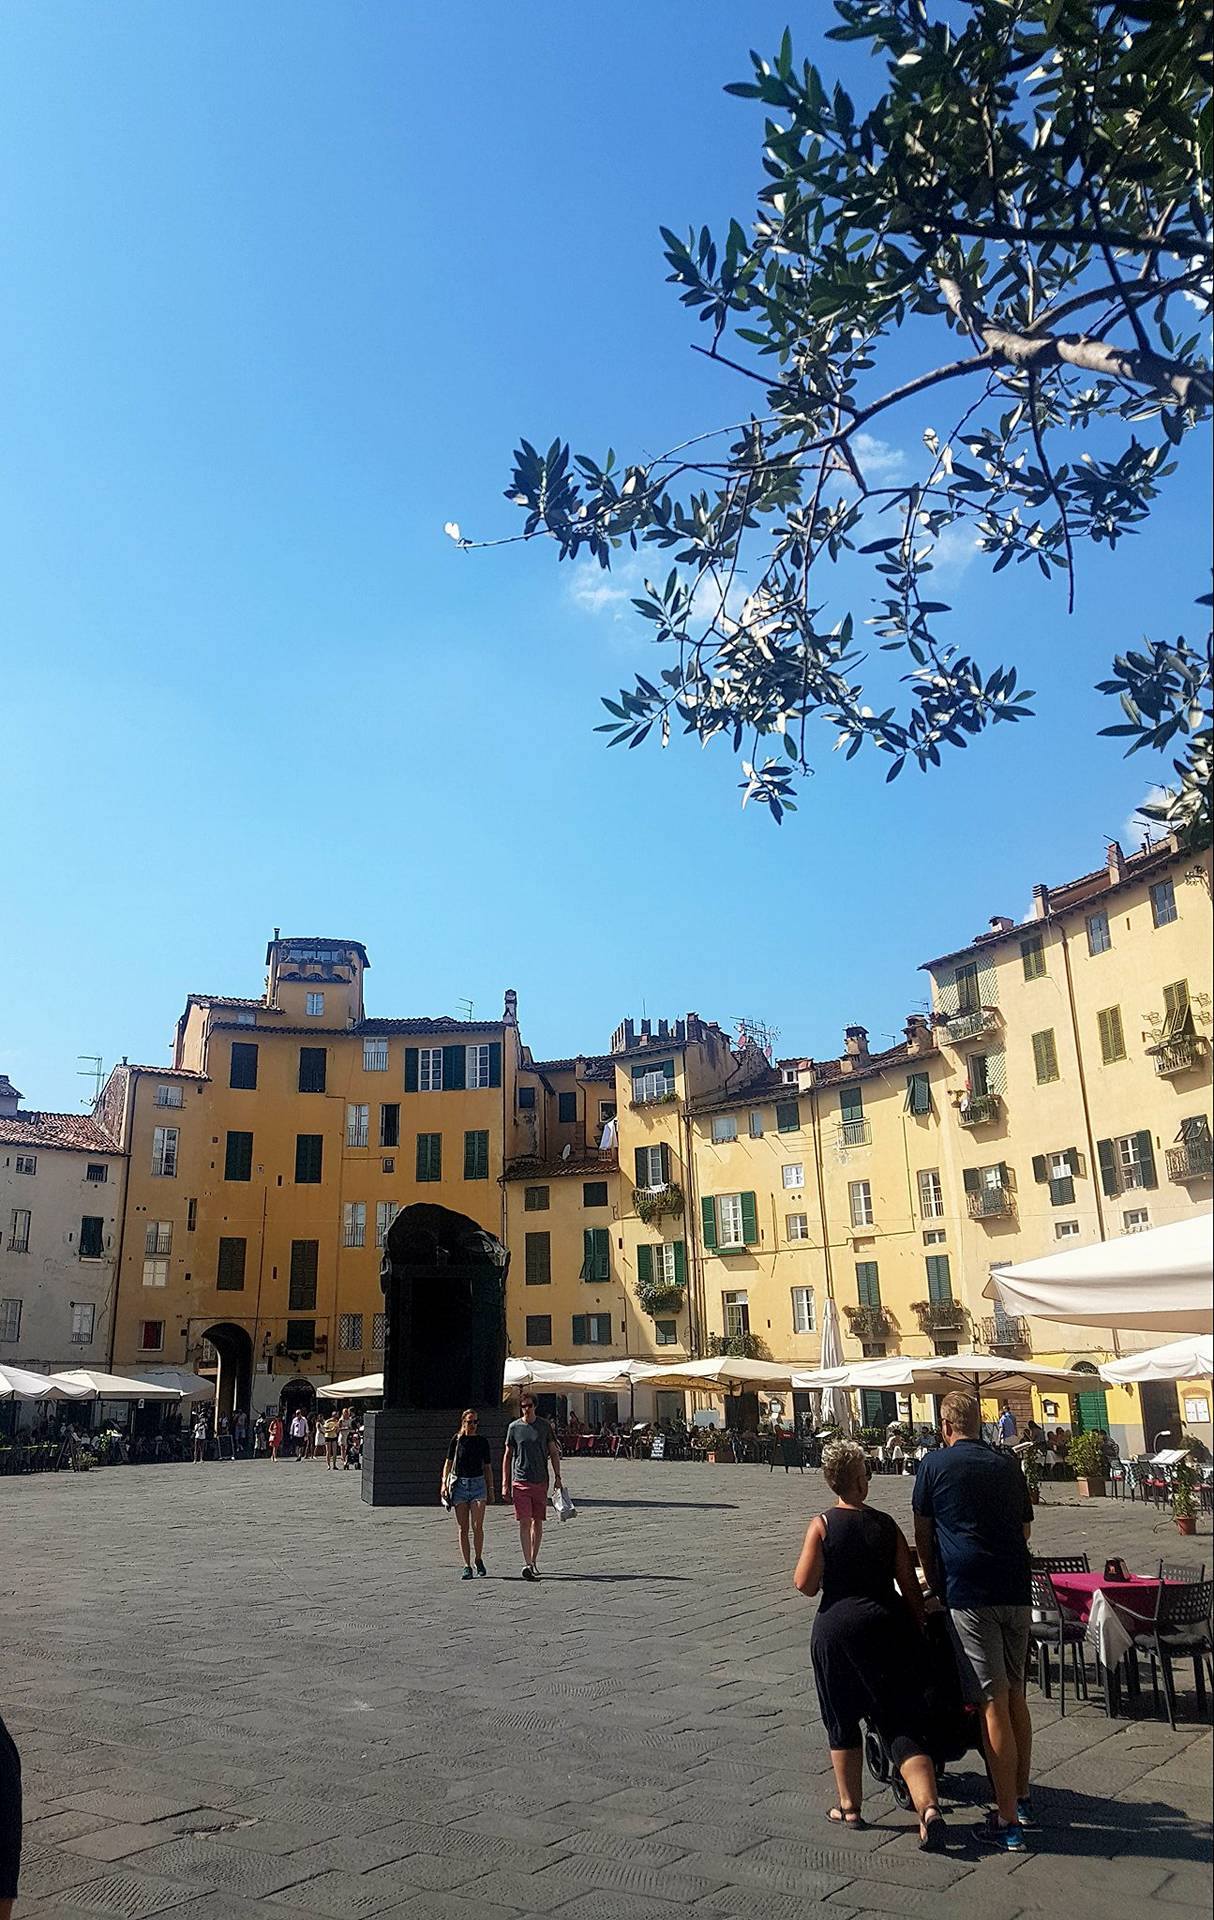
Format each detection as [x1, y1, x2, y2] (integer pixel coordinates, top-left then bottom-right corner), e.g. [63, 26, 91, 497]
[561, 1143, 572, 1160]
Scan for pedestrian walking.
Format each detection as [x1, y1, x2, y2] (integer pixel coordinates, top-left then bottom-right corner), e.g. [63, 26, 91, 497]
[338, 1404, 354, 1468]
[794, 1439, 947, 1848]
[501, 1394, 562, 1581]
[192, 1413, 208, 1464]
[0, 1709, 20, 1920]
[253, 1413, 268, 1458]
[290, 1409, 309, 1460]
[268, 1413, 284, 1462]
[234, 1409, 249, 1455]
[322, 1409, 341, 1470]
[913, 1392, 1035, 1853]
[442, 1408, 493, 1579]
[996, 1401, 1017, 1448]
[310, 1411, 325, 1461]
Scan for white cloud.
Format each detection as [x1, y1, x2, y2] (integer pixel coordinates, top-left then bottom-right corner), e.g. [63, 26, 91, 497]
[850, 432, 907, 479]
[566, 557, 644, 621]
[925, 523, 981, 578]
[1123, 785, 1170, 850]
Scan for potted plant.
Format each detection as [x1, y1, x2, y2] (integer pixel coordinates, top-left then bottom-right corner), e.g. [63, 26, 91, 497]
[1067, 1428, 1107, 1498]
[1021, 1448, 1043, 1506]
[1170, 1457, 1198, 1535]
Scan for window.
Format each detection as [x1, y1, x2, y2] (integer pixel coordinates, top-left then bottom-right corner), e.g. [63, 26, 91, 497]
[925, 1253, 953, 1303]
[1032, 1148, 1080, 1207]
[186, 1198, 197, 1231]
[1150, 878, 1177, 927]
[776, 1099, 801, 1133]
[905, 1072, 932, 1116]
[638, 1241, 680, 1290]
[917, 1168, 944, 1220]
[8, 1209, 31, 1253]
[782, 1162, 805, 1190]
[1055, 1220, 1081, 1240]
[791, 1286, 816, 1334]
[78, 1216, 104, 1259]
[524, 1232, 551, 1285]
[1097, 1006, 1126, 1064]
[517, 1084, 536, 1111]
[634, 1144, 671, 1189]
[142, 1255, 168, 1288]
[1087, 911, 1112, 955]
[285, 1318, 316, 1351]
[572, 1313, 612, 1346]
[363, 1038, 389, 1073]
[343, 1202, 367, 1248]
[525, 1186, 551, 1215]
[1162, 979, 1194, 1041]
[856, 1260, 881, 1308]
[216, 1237, 246, 1291]
[224, 1131, 253, 1182]
[722, 1290, 750, 1339]
[345, 1104, 369, 1149]
[379, 1104, 400, 1149]
[338, 1313, 364, 1350]
[655, 1319, 678, 1346]
[465, 1044, 493, 1089]
[375, 1201, 397, 1249]
[305, 991, 325, 1016]
[954, 960, 980, 1012]
[786, 1212, 809, 1241]
[558, 1091, 578, 1124]
[582, 1181, 609, 1208]
[139, 1319, 164, 1352]
[85, 1162, 108, 1183]
[1123, 1207, 1151, 1233]
[464, 1130, 489, 1180]
[1032, 1029, 1059, 1084]
[298, 1047, 327, 1094]
[71, 1301, 96, 1343]
[229, 1042, 258, 1090]
[848, 1180, 873, 1228]
[288, 1240, 319, 1310]
[599, 1101, 617, 1124]
[632, 1061, 675, 1103]
[1020, 933, 1046, 980]
[418, 1047, 443, 1091]
[1097, 1131, 1157, 1196]
[145, 1221, 172, 1256]
[525, 1314, 553, 1347]
[416, 1133, 442, 1181]
[700, 1190, 757, 1248]
[154, 1085, 183, 1108]
[151, 1127, 179, 1177]
[923, 1228, 947, 1246]
[0, 1299, 22, 1342]
[748, 1110, 765, 1138]
[711, 1115, 738, 1143]
[580, 1227, 610, 1282]
[13, 1155, 35, 1176]
[372, 1312, 386, 1350]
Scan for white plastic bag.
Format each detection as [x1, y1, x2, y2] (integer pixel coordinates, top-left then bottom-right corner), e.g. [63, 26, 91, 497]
[552, 1484, 577, 1521]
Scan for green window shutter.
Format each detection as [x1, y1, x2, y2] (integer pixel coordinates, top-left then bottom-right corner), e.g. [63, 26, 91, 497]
[856, 1261, 880, 1308]
[962, 1167, 980, 1196]
[526, 1233, 551, 1285]
[1032, 1030, 1058, 1083]
[463, 1130, 489, 1180]
[404, 1048, 419, 1092]
[1021, 935, 1046, 979]
[673, 1240, 687, 1285]
[905, 1073, 931, 1115]
[488, 1041, 502, 1087]
[659, 1141, 672, 1183]
[636, 1244, 653, 1286]
[1065, 1147, 1082, 1175]
[701, 1195, 718, 1251]
[1097, 1138, 1119, 1197]
[1098, 1007, 1125, 1063]
[1050, 1173, 1075, 1207]
[634, 1147, 647, 1186]
[580, 1229, 593, 1281]
[416, 1133, 441, 1181]
[1032, 1154, 1049, 1183]
[740, 1192, 759, 1245]
[926, 1254, 952, 1303]
[441, 1045, 466, 1091]
[595, 1227, 609, 1280]
[840, 1085, 863, 1122]
[572, 1314, 587, 1345]
[1135, 1130, 1158, 1189]
[776, 1099, 800, 1132]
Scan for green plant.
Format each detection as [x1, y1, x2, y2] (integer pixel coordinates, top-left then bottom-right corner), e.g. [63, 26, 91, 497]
[910, 1298, 967, 1330]
[636, 1280, 686, 1317]
[634, 1182, 685, 1225]
[1170, 1456, 1198, 1520]
[1068, 1429, 1108, 1480]
[1021, 1449, 1043, 1495]
[706, 1331, 769, 1359]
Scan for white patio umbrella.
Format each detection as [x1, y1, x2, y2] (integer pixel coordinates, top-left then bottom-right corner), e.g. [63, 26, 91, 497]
[127, 1368, 214, 1398]
[991, 1213, 1212, 1335]
[636, 1354, 796, 1391]
[51, 1369, 182, 1400]
[798, 1353, 1086, 1396]
[1099, 1335, 1214, 1386]
[317, 1372, 383, 1400]
[0, 1363, 94, 1400]
[817, 1295, 852, 1432]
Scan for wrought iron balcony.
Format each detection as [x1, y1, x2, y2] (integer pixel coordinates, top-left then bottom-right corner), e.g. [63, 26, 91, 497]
[1166, 1141, 1214, 1183]
[966, 1185, 1015, 1220]
[843, 1303, 890, 1340]
[835, 1118, 872, 1148]
[633, 1182, 685, 1224]
[958, 1092, 1001, 1128]
[945, 1006, 1000, 1045]
[913, 1298, 967, 1333]
[979, 1314, 1031, 1351]
[630, 1086, 677, 1108]
[1150, 1035, 1208, 1079]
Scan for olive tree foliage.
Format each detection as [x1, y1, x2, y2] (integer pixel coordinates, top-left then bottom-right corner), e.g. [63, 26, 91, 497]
[464, 0, 1212, 839]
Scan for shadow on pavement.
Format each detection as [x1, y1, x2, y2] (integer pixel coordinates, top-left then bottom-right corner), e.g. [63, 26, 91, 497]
[571, 1497, 741, 1511]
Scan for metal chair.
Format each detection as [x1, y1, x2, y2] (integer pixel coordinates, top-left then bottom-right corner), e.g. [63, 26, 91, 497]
[1032, 1553, 1091, 1574]
[1129, 1578, 1214, 1729]
[1158, 1560, 1206, 1584]
[1029, 1569, 1089, 1715]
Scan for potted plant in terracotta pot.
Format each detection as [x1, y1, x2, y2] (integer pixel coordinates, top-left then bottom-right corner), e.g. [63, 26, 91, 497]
[1068, 1429, 1107, 1498]
[1170, 1457, 1198, 1535]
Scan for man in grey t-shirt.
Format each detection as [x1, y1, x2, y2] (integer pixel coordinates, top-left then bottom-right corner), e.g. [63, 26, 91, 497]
[502, 1395, 563, 1581]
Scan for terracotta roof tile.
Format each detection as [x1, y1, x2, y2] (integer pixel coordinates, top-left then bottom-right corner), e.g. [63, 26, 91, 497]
[0, 1112, 121, 1154]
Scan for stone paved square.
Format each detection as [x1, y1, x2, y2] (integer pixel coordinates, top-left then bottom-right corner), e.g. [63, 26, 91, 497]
[3, 1460, 1210, 1917]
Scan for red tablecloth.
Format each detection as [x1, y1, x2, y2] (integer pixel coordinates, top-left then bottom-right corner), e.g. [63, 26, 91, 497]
[1050, 1570, 1175, 1628]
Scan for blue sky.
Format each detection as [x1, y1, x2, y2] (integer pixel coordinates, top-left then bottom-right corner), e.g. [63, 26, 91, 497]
[3, 2, 1208, 1112]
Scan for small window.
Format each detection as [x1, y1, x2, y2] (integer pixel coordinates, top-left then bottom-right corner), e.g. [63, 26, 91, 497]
[416, 1133, 442, 1182]
[151, 1126, 179, 1177]
[1032, 1029, 1059, 1085]
[235, 1009, 256, 1026]
[154, 1085, 183, 1108]
[517, 1085, 536, 1111]
[346, 1104, 370, 1149]
[186, 1197, 197, 1231]
[294, 1134, 324, 1184]
[463, 1130, 490, 1180]
[572, 1312, 612, 1346]
[782, 1163, 805, 1190]
[229, 1041, 259, 1090]
[856, 1261, 881, 1308]
[712, 1115, 738, 1143]
[1087, 911, 1112, 955]
[557, 1090, 578, 1124]
[917, 1168, 944, 1220]
[791, 1286, 816, 1334]
[7, 1210, 31, 1253]
[338, 1312, 364, 1350]
[1150, 878, 1177, 928]
[13, 1155, 36, 1176]
[848, 1179, 873, 1228]
[654, 1319, 678, 1346]
[145, 1221, 172, 1256]
[599, 1100, 617, 1124]
[343, 1201, 367, 1248]
[142, 1257, 168, 1288]
[466, 1044, 494, 1089]
[1097, 1006, 1126, 1064]
[285, 1318, 316, 1351]
[0, 1298, 23, 1341]
[216, 1237, 247, 1290]
[363, 1038, 389, 1072]
[775, 1099, 801, 1133]
[305, 992, 325, 1016]
[1055, 1220, 1081, 1240]
[1123, 1206, 1151, 1233]
[372, 1312, 387, 1350]
[524, 1232, 551, 1285]
[298, 1047, 327, 1094]
[375, 1201, 398, 1248]
[288, 1240, 319, 1310]
[524, 1185, 550, 1212]
[418, 1047, 443, 1092]
[748, 1110, 764, 1138]
[78, 1216, 105, 1259]
[635, 1145, 669, 1189]
[379, 1103, 400, 1149]
[525, 1314, 553, 1347]
[1020, 933, 1046, 980]
[139, 1319, 164, 1352]
[224, 1131, 253, 1181]
[721, 1290, 750, 1339]
[85, 1162, 108, 1183]
[786, 1212, 809, 1242]
[582, 1181, 609, 1208]
[904, 1073, 932, 1117]
[923, 1228, 947, 1246]
[71, 1301, 96, 1343]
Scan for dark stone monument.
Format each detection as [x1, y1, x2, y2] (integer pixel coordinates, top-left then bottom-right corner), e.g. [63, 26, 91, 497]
[361, 1203, 510, 1506]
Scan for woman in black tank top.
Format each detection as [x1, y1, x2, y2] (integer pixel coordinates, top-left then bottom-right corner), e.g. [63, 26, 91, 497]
[794, 1439, 947, 1849]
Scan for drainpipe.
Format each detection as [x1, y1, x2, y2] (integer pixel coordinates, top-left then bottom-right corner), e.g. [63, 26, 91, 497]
[680, 1100, 706, 1356]
[1058, 922, 1120, 1356]
[105, 1069, 135, 1372]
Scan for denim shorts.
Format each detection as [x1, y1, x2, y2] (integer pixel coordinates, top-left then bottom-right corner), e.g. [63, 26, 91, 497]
[449, 1474, 487, 1505]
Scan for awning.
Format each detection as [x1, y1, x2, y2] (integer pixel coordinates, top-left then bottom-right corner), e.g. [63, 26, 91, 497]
[1099, 1336, 1214, 1385]
[0, 1364, 95, 1400]
[316, 1373, 383, 1401]
[990, 1214, 1213, 1334]
[51, 1369, 183, 1400]
[316, 1357, 574, 1401]
[636, 1355, 796, 1392]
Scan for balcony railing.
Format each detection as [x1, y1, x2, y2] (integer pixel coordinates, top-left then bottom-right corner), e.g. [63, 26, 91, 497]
[913, 1298, 968, 1333]
[633, 1182, 685, 1224]
[966, 1185, 1015, 1220]
[958, 1093, 1001, 1128]
[1150, 1035, 1207, 1078]
[979, 1314, 1031, 1350]
[1166, 1141, 1214, 1183]
[836, 1118, 872, 1148]
[945, 1006, 1000, 1045]
[843, 1304, 890, 1340]
[630, 1085, 677, 1108]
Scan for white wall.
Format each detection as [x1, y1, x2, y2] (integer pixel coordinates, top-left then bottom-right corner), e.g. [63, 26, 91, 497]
[0, 1142, 126, 1379]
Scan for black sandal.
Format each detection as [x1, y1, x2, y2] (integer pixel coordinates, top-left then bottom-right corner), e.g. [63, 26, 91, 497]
[919, 1806, 947, 1852]
[828, 1806, 867, 1829]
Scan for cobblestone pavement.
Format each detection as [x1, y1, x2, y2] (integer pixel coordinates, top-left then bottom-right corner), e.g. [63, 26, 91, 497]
[2, 1458, 1210, 1919]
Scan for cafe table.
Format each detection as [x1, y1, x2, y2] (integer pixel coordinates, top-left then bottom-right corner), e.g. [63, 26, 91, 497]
[1050, 1570, 1182, 1697]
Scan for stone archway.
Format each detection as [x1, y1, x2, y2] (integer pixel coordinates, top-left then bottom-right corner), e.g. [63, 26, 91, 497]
[202, 1322, 254, 1421]
[279, 1376, 317, 1422]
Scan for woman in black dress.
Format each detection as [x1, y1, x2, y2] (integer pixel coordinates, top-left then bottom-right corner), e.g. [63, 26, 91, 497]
[0, 1708, 19, 1920]
[794, 1439, 946, 1847]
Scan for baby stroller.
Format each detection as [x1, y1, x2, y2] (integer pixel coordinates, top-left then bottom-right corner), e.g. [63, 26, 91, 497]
[864, 1613, 984, 1809]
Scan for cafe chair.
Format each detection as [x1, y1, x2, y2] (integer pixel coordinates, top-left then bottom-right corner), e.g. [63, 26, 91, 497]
[1129, 1578, 1214, 1730]
[1158, 1560, 1205, 1585]
[1029, 1569, 1090, 1715]
[1031, 1553, 1091, 1574]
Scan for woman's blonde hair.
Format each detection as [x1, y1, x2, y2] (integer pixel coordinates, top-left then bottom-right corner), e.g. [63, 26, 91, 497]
[822, 1438, 867, 1496]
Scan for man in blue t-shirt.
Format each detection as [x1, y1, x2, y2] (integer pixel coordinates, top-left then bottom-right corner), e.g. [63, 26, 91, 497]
[913, 1392, 1034, 1853]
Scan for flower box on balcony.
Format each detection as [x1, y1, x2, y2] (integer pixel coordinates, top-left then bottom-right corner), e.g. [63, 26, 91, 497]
[912, 1299, 968, 1333]
[843, 1304, 890, 1340]
[636, 1283, 686, 1318]
[958, 1093, 1001, 1128]
[966, 1187, 1015, 1220]
[633, 1182, 684, 1224]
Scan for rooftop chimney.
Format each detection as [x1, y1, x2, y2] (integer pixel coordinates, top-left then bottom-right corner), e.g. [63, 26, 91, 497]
[0, 1075, 21, 1119]
[986, 915, 1014, 935]
[843, 1025, 870, 1061]
[1032, 883, 1051, 921]
[904, 1014, 933, 1055]
[1107, 841, 1125, 886]
[503, 988, 518, 1026]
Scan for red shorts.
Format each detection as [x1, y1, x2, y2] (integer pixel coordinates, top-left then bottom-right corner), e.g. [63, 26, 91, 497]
[511, 1480, 548, 1522]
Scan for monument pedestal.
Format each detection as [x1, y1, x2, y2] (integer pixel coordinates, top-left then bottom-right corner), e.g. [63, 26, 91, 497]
[361, 1405, 511, 1507]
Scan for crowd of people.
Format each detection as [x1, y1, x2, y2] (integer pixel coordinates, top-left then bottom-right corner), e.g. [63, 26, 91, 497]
[188, 1404, 364, 1467]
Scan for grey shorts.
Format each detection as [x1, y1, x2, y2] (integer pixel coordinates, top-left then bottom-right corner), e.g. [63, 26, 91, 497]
[948, 1605, 1031, 1702]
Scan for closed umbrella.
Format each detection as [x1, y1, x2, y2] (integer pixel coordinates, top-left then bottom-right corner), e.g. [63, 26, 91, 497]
[1099, 1336, 1214, 1385]
[817, 1296, 852, 1432]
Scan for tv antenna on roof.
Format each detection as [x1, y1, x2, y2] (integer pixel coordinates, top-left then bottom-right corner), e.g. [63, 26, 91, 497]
[733, 1015, 781, 1061]
[458, 998, 474, 1021]
[77, 1054, 103, 1106]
